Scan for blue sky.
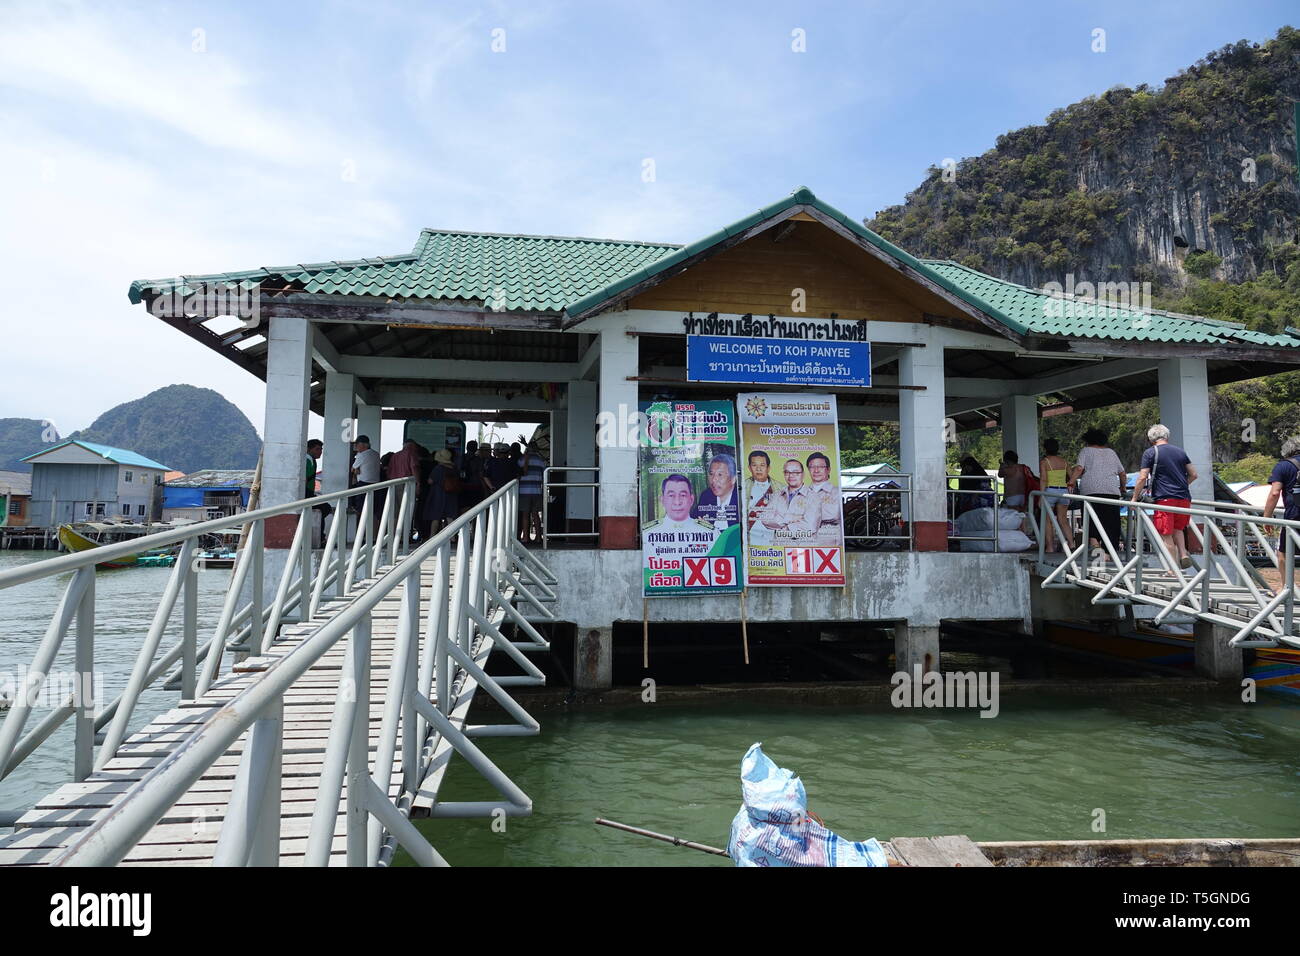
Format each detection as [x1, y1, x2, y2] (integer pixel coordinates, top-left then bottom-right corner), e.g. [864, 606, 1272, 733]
[1, 0, 1295, 451]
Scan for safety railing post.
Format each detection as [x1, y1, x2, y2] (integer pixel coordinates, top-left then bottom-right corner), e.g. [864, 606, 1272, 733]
[182, 548, 197, 700]
[432, 544, 451, 716]
[1286, 529, 1296, 638]
[73, 569, 96, 782]
[346, 612, 372, 866]
[299, 504, 314, 623]
[248, 520, 265, 657]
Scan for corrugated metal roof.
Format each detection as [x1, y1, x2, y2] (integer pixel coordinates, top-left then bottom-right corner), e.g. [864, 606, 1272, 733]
[0, 470, 32, 496]
[21, 440, 171, 471]
[163, 469, 255, 488]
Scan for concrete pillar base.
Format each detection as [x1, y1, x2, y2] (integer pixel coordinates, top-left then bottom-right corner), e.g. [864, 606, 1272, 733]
[1193, 619, 1243, 682]
[894, 622, 941, 675]
[575, 625, 613, 690]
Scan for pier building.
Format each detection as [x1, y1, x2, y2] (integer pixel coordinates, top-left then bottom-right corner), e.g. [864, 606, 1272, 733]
[126, 187, 1300, 689]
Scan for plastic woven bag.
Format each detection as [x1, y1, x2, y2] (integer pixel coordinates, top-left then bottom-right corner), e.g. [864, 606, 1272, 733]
[727, 743, 889, 867]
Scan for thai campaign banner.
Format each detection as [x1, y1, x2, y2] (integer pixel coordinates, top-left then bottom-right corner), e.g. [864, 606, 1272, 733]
[737, 393, 846, 587]
[687, 335, 870, 388]
[639, 399, 745, 597]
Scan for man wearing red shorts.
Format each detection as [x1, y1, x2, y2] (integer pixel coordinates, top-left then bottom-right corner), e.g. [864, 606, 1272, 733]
[1130, 424, 1198, 569]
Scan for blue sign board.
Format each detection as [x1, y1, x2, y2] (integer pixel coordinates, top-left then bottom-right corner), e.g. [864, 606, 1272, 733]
[686, 335, 871, 388]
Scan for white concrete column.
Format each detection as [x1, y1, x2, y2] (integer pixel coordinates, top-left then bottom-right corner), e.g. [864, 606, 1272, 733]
[574, 625, 613, 690]
[322, 372, 356, 496]
[356, 402, 382, 452]
[1001, 394, 1039, 467]
[1158, 358, 1212, 501]
[893, 622, 941, 676]
[262, 316, 313, 510]
[898, 329, 948, 550]
[258, 316, 313, 604]
[1193, 619, 1243, 682]
[566, 380, 597, 524]
[596, 326, 638, 547]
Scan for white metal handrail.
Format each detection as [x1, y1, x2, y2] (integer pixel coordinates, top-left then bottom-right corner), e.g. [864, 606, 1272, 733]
[541, 466, 599, 548]
[49, 480, 557, 867]
[1031, 489, 1299, 649]
[0, 477, 416, 799]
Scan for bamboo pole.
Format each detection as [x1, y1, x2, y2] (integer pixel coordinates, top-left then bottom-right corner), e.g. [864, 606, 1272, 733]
[595, 817, 728, 857]
[740, 591, 750, 664]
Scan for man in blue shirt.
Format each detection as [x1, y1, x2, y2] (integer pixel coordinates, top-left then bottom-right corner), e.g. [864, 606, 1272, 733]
[1262, 436, 1300, 568]
[1130, 423, 1197, 569]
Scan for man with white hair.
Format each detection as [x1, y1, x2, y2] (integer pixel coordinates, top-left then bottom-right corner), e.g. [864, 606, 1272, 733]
[1130, 423, 1197, 568]
[1262, 436, 1300, 569]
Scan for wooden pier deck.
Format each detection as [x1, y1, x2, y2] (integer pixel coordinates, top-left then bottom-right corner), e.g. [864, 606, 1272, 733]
[0, 558, 491, 866]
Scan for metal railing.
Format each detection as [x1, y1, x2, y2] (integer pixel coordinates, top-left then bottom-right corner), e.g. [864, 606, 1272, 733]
[541, 466, 600, 548]
[842, 475, 913, 550]
[0, 477, 417, 804]
[48, 480, 556, 866]
[946, 476, 1028, 553]
[1030, 490, 1299, 649]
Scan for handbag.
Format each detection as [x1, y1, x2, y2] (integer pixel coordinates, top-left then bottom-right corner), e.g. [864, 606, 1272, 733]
[1139, 444, 1159, 503]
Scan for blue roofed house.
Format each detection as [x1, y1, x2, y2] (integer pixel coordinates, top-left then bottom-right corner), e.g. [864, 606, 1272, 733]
[21, 440, 171, 528]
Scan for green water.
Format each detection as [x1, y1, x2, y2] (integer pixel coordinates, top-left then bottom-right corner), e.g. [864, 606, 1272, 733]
[0, 551, 231, 810]
[412, 693, 1300, 866]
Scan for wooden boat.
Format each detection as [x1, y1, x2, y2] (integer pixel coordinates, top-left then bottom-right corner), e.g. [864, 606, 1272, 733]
[56, 522, 177, 570]
[1044, 618, 1300, 700]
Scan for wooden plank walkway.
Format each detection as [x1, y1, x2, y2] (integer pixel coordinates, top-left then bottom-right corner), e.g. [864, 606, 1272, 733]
[0, 558, 481, 867]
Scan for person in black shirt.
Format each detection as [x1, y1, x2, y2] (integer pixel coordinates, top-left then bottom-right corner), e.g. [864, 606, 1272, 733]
[1263, 436, 1300, 568]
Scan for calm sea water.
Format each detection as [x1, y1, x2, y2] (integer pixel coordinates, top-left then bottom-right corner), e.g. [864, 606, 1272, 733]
[411, 693, 1300, 866]
[0, 551, 231, 811]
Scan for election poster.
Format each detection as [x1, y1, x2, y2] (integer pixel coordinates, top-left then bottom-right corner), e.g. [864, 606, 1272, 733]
[639, 399, 744, 597]
[737, 393, 846, 587]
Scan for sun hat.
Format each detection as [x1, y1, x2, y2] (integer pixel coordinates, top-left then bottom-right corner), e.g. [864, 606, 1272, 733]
[434, 449, 454, 465]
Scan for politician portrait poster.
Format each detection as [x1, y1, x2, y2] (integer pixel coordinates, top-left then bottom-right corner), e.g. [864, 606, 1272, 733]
[639, 399, 744, 597]
[737, 393, 846, 587]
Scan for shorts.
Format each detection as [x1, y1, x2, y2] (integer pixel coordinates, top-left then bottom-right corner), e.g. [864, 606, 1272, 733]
[1003, 493, 1026, 508]
[1042, 486, 1069, 508]
[1153, 499, 1191, 535]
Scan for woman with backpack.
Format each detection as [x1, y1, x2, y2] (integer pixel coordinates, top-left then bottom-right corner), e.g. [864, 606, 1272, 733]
[423, 448, 461, 533]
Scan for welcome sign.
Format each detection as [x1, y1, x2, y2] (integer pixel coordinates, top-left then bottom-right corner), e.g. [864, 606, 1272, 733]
[687, 335, 870, 388]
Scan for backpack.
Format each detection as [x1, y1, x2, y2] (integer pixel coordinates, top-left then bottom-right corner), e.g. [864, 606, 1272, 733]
[1021, 464, 1040, 494]
[442, 468, 462, 495]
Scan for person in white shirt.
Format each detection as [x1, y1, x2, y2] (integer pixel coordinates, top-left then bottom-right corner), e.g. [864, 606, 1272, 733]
[349, 435, 385, 533]
[1070, 428, 1128, 557]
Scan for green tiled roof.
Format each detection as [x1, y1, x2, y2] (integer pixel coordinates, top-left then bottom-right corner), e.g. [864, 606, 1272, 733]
[923, 260, 1300, 349]
[128, 187, 1300, 351]
[128, 231, 681, 313]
